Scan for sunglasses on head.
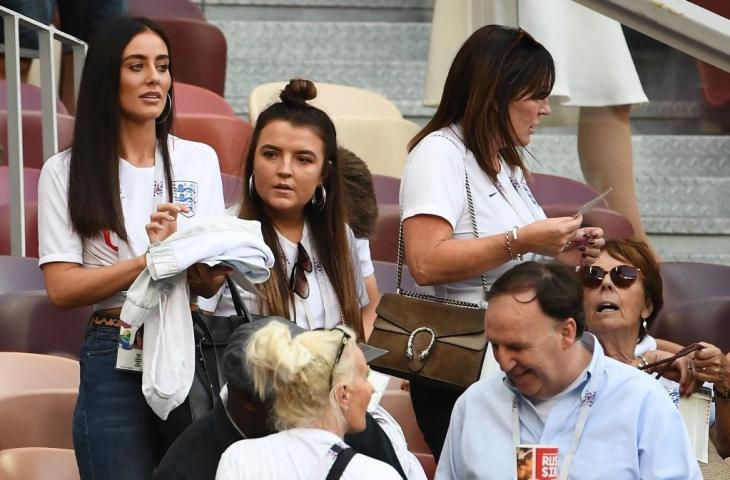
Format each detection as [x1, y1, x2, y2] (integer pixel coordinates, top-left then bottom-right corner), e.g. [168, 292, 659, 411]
[328, 326, 351, 389]
[577, 265, 641, 289]
[289, 242, 312, 299]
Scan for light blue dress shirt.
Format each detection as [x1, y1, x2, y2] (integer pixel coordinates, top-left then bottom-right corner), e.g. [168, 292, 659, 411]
[436, 334, 701, 480]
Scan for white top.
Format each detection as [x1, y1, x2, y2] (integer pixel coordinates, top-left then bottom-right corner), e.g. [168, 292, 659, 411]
[216, 428, 402, 480]
[37, 135, 225, 310]
[437, 334, 702, 480]
[205, 223, 369, 330]
[400, 125, 546, 306]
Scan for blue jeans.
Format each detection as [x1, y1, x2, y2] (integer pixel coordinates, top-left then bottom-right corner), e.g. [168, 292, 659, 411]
[73, 325, 192, 480]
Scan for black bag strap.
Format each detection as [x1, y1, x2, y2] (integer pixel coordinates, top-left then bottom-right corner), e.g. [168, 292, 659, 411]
[326, 444, 356, 480]
[225, 275, 249, 322]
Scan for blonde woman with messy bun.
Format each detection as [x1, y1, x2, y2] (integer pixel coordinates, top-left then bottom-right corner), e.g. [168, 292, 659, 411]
[215, 322, 401, 479]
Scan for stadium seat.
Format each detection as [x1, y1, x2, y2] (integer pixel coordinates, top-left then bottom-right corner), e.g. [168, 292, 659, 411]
[173, 81, 236, 117]
[372, 174, 400, 205]
[0, 447, 79, 480]
[373, 260, 418, 295]
[0, 388, 77, 450]
[659, 262, 730, 313]
[0, 201, 39, 257]
[527, 173, 606, 208]
[541, 205, 635, 240]
[0, 289, 91, 358]
[0, 80, 69, 114]
[150, 18, 227, 96]
[379, 390, 432, 456]
[370, 204, 399, 263]
[650, 295, 730, 353]
[415, 452, 437, 480]
[0, 255, 45, 295]
[128, 0, 205, 21]
[0, 166, 41, 204]
[0, 352, 79, 398]
[0, 111, 74, 169]
[249, 81, 403, 123]
[174, 114, 252, 176]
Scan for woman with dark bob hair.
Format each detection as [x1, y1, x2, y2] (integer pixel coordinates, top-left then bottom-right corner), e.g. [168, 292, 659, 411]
[37, 17, 225, 478]
[399, 25, 606, 457]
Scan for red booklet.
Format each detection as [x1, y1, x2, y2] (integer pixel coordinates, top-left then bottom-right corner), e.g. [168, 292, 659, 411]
[516, 445, 559, 480]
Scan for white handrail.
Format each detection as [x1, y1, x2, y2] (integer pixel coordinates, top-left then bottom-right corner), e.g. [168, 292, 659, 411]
[0, 5, 86, 257]
[573, 0, 730, 73]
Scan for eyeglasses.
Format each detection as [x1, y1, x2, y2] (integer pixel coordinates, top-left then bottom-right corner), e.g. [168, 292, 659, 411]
[289, 242, 312, 299]
[577, 265, 641, 289]
[329, 326, 351, 389]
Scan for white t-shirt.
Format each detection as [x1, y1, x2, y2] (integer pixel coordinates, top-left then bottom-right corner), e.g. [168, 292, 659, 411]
[400, 125, 547, 306]
[205, 223, 369, 330]
[216, 428, 402, 480]
[38, 135, 225, 310]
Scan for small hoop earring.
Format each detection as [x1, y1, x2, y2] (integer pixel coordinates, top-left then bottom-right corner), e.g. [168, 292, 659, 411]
[248, 174, 256, 198]
[156, 93, 172, 124]
[311, 184, 326, 211]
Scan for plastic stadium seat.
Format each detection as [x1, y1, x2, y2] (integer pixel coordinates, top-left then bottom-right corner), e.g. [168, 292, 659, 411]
[527, 173, 607, 208]
[0, 353, 79, 398]
[541, 205, 635, 240]
[334, 116, 420, 178]
[660, 262, 730, 314]
[0, 111, 74, 169]
[415, 452, 437, 480]
[221, 173, 243, 209]
[0, 255, 45, 294]
[0, 201, 39, 257]
[0, 166, 41, 204]
[0, 290, 91, 358]
[379, 390, 432, 455]
[372, 174, 400, 205]
[173, 81, 236, 117]
[174, 113, 252, 176]
[128, 0, 205, 21]
[370, 204, 399, 263]
[649, 296, 730, 353]
[373, 260, 417, 295]
[0, 447, 79, 480]
[0, 388, 77, 450]
[151, 17, 227, 96]
[249, 82, 403, 123]
[0, 80, 69, 114]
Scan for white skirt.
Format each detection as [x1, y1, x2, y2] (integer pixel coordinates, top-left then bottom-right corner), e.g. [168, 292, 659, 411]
[424, 0, 648, 107]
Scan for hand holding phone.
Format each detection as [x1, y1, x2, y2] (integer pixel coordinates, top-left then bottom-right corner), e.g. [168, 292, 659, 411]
[573, 187, 613, 219]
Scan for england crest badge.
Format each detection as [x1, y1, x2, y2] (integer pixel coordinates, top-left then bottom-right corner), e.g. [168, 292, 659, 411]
[172, 181, 198, 217]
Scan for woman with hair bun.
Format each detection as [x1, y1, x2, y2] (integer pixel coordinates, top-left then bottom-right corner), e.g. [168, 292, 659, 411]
[215, 322, 401, 479]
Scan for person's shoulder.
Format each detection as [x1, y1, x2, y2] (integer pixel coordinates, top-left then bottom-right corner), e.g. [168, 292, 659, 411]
[349, 453, 403, 479]
[603, 356, 672, 400]
[455, 375, 509, 413]
[168, 135, 219, 163]
[40, 148, 72, 175]
[410, 126, 465, 157]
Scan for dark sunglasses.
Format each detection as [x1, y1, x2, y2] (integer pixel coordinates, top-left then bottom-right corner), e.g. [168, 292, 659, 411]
[289, 242, 312, 299]
[328, 326, 352, 389]
[577, 265, 641, 289]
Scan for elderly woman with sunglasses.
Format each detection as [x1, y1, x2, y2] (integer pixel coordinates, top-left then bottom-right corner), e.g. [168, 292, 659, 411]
[216, 322, 402, 479]
[580, 239, 730, 460]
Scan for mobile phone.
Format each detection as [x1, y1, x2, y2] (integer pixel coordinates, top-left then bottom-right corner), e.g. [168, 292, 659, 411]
[573, 187, 613, 218]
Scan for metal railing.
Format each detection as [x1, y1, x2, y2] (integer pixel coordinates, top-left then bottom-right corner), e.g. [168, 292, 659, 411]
[1, 5, 86, 257]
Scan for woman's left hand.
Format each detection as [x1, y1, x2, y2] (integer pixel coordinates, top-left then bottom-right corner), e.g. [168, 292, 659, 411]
[643, 349, 701, 396]
[188, 263, 233, 298]
[555, 226, 605, 266]
[691, 342, 730, 393]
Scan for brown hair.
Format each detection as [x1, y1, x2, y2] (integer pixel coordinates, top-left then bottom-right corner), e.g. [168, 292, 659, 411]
[337, 147, 378, 239]
[240, 79, 364, 339]
[602, 239, 663, 340]
[408, 25, 554, 182]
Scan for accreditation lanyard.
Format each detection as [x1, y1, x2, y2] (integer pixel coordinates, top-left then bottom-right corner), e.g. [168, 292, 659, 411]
[511, 356, 603, 480]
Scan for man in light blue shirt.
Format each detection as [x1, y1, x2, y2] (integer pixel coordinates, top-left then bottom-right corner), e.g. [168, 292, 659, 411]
[436, 261, 701, 480]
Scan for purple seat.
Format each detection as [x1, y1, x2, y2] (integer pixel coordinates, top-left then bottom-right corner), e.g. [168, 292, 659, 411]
[0, 255, 44, 295]
[528, 173, 607, 208]
[221, 172, 242, 209]
[649, 295, 730, 353]
[541, 205, 635, 240]
[128, 0, 205, 21]
[0, 80, 69, 115]
[372, 174, 400, 205]
[174, 81, 236, 117]
[659, 262, 730, 314]
[373, 260, 417, 294]
[370, 204, 399, 263]
[0, 289, 91, 358]
[0, 201, 39, 257]
[0, 111, 75, 169]
[0, 166, 41, 204]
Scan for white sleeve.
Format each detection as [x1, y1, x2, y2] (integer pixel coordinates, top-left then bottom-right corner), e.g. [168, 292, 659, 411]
[355, 237, 375, 278]
[400, 135, 466, 228]
[38, 152, 84, 266]
[370, 407, 428, 480]
[196, 143, 225, 217]
[215, 443, 242, 480]
[347, 227, 369, 308]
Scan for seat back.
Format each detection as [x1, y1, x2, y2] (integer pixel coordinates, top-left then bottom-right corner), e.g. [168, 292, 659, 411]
[659, 262, 730, 314]
[370, 204, 399, 263]
[128, 0, 205, 21]
[373, 260, 417, 295]
[0, 447, 79, 480]
[372, 174, 400, 205]
[0, 290, 91, 358]
[527, 173, 606, 208]
[0, 166, 41, 204]
[0, 201, 39, 257]
[379, 390, 432, 455]
[173, 81, 236, 117]
[334, 117, 419, 178]
[249, 82, 403, 123]
[0, 255, 45, 294]
[0, 353, 79, 398]
[173, 114, 252, 176]
[0, 80, 69, 114]
[650, 296, 730, 352]
[0, 389, 77, 450]
[151, 18, 226, 96]
[0, 111, 74, 169]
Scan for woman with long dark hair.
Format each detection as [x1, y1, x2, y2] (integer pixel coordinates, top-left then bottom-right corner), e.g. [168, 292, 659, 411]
[400, 25, 606, 458]
[37, 17, 225, 478]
